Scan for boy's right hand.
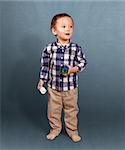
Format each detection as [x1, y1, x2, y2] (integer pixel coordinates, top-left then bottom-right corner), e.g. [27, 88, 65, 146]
[37, 79, 44, 91]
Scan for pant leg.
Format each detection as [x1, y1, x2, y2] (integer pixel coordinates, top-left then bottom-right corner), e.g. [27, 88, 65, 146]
[47, 87, 63, 135]
[62, 88, 79, 137]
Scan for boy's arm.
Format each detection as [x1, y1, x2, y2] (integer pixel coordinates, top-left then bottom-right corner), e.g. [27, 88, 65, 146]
[39, 46, 50, 82]
[37, 46, 50, 90]
[75, 46, 87, 72]
[67, 46, 87, 74]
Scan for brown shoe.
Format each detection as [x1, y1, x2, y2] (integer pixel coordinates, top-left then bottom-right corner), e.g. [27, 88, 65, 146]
[70, 134, 81, 142]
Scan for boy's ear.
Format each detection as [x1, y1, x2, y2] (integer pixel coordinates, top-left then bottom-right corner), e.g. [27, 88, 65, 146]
[52, 28, 57, 36]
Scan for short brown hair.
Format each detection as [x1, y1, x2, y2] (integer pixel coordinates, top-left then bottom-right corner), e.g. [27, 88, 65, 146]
[50, 13, 74, 30]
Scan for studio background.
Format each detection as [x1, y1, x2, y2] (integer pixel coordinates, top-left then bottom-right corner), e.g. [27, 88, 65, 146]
[1, 1, 125, 150]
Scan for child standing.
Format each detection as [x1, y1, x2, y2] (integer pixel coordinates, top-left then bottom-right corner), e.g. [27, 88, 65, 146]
[37, 13, 87, 142]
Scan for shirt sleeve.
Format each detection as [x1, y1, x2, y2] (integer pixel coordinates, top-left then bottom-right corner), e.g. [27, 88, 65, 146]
[39, 46, 51, 82]
[76, 46, 87, 72]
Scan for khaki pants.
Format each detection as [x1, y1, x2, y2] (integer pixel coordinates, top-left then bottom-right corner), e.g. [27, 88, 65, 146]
[47, 87, 79, 137]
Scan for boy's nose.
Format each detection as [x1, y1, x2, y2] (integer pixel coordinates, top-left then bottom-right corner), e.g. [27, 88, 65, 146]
[66, 27, 71, 31]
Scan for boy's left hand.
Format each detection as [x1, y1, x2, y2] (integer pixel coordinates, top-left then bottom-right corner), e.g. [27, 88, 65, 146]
[63, 65, 78, 76]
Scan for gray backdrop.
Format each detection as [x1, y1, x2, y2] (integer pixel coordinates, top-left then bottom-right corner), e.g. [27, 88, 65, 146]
[1, 1, 125, 150]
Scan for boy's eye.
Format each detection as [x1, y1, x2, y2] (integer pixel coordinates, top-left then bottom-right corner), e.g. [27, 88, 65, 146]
[61, 25, 73, 28]
[62, 25, 66, 28]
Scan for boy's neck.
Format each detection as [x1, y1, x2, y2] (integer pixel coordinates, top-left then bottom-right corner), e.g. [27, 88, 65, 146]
[57, 39, 70, 46]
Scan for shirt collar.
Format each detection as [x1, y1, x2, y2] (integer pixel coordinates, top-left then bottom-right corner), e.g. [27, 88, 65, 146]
[55, 39, 71, 48]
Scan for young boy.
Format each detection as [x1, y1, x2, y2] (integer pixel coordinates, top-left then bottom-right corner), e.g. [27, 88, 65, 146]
[37, 13, 87, 142]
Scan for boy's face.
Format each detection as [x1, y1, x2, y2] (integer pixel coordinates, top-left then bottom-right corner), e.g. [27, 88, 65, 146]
[52, 16, 74, 44]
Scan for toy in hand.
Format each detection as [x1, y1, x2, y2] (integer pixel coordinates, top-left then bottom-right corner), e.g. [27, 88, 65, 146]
[60, 65, 69, 75]
[39, 87, 47, 94]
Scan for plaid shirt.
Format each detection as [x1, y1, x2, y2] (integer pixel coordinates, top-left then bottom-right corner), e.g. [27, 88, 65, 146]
[39, 41, 87, 91]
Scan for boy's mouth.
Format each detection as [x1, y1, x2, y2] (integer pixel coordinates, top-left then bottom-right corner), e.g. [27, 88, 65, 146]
[65, 33, 70, 35]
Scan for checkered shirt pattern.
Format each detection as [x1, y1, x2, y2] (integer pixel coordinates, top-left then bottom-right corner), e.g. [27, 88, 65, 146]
[39, 41, 87, 91]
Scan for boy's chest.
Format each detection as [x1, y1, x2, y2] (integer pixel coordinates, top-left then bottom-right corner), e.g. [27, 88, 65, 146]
[51, 47, 77, 65]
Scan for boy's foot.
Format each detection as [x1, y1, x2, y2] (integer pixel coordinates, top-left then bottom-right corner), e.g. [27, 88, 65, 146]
[70, 134, 81, 142]
[46, 132, 58, 140]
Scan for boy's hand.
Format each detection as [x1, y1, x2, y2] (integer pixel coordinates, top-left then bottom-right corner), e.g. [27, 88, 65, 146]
[37, 79, 44, 91]
[63, 65, 79, 76]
